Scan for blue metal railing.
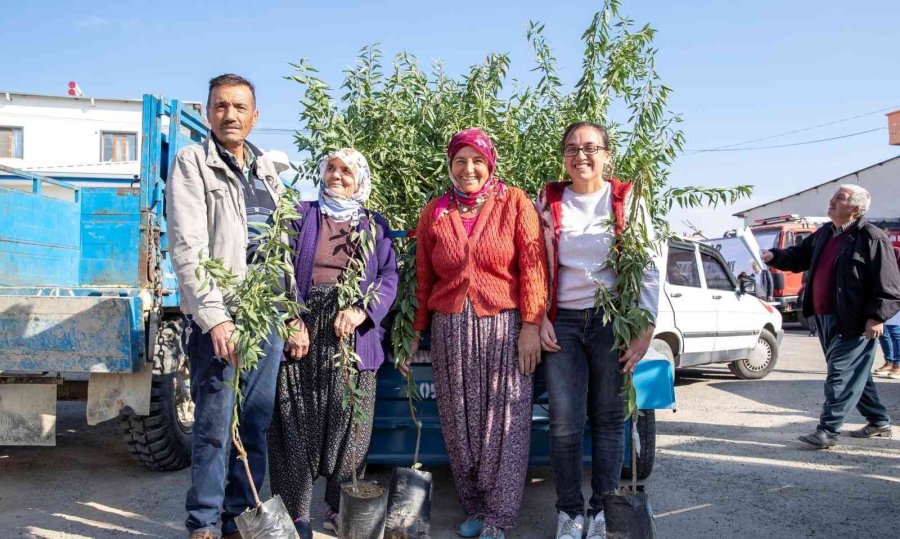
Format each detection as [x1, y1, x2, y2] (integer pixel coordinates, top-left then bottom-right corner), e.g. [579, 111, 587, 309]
[0, 164, 81, 202]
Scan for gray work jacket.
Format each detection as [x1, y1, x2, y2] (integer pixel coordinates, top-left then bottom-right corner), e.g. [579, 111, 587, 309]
[166, 137, 291, 333]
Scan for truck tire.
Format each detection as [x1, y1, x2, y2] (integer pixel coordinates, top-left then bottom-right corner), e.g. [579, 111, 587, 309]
[728, 328, 779, 380]
[120, 317, 193, 471]
[621, 410, 656, 480]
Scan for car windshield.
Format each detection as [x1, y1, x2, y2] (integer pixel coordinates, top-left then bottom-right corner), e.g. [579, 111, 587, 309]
[754, 229, 780, 250]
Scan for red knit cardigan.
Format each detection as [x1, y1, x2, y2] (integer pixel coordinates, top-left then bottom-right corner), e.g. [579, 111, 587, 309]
[413, 186, 548, 332]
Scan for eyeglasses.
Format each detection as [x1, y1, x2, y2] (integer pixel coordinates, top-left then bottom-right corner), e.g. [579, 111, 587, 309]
[563, 145, 608, 157]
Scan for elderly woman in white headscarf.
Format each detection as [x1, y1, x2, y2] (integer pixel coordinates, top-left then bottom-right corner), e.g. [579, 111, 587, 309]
[267, 148, 398, 538]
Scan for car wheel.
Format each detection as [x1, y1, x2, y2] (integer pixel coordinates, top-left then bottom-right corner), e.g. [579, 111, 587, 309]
[728, 328, 778, 380]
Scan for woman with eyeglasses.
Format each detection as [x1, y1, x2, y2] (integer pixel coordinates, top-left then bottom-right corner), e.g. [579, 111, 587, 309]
[537, 122, 660, 539]
[399, 128, 548, 539]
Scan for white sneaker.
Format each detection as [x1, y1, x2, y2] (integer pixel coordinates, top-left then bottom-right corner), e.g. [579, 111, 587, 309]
[586, 512, 606, 539]
[556, 511, 584, 539]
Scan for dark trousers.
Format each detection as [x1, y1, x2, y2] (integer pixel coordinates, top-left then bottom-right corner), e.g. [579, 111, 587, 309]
[184, 322, 283, 535]
[814, 314, 890, 435]
[545, 308, 624, 517]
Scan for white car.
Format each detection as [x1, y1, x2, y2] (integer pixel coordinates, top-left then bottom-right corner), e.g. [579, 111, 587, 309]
[650, 239, 784, 379]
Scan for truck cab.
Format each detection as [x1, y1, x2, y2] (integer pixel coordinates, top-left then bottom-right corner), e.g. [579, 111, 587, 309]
[750, 214, 825, 321]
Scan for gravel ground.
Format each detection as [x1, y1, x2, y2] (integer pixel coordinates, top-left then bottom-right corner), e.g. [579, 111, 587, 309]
[1, 328, 898, 538]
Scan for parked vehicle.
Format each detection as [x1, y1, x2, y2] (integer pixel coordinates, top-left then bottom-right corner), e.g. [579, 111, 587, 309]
[0, 96, 201, 470]
[749, 215, 827, 321]
[657, 238, 784, 380]
[0, 95, 677, 480]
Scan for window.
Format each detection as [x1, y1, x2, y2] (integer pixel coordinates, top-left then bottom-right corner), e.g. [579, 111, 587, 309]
[666, 246, 701, 288]
[0, 126, 23, 158]
[754, 229, 781, 250]
[700, 252, 735, 291]
[794, 231, 811, 246]
[101, 131, 137, 162]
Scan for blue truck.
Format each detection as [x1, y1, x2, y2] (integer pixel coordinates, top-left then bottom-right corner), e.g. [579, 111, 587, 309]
[0, 95, 674, 477]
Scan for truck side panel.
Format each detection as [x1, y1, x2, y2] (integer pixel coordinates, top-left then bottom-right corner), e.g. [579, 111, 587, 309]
[79, 188, 142, 286]
[0, 185, 80, 287]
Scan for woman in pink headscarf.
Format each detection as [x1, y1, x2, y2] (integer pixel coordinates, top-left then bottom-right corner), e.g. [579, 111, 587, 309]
[399, 129, 548, 539]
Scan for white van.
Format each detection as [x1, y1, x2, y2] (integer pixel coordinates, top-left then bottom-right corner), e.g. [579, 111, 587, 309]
[650, 239, 784, 379]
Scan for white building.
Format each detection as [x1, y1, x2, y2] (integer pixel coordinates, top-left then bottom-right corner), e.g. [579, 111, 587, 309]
[733, 155, 900, 226]
[0, 91, 200, 184]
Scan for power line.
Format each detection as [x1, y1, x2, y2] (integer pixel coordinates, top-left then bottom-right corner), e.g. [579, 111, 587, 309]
[689, 104, 898, 152]
[691, 127, 886, 152]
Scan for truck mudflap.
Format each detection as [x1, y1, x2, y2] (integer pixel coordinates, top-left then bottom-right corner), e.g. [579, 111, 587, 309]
[0, 381, 57, 445]
[86, 361, 153, 425]
[0, 295, 144, 373]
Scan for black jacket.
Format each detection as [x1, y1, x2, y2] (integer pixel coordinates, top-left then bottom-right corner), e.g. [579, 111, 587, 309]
[769, 217, 900, 337]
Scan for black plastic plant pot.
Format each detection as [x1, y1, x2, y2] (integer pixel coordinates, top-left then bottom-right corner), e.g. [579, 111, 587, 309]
[234, 494, 301, 539]
[384, 467, 433, 539]
[339, 480, 388, 539]
[601, 485, 657, 539]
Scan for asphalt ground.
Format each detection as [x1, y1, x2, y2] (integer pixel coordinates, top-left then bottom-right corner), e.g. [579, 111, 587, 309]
[1, 327, 898, 538]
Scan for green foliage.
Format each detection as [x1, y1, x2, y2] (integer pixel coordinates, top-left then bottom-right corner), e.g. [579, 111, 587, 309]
[332, 212, 382, 489]
[287, 1, 752, 434]
[196, 189, 306, 430]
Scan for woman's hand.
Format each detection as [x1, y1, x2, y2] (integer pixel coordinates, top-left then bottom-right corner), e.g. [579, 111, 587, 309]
[284, 318, 310, 360]
[398, 335, 421, 376]
[518, 322, 542, 375]
[334, 307, 367, 340]
[619, 325, 655, 373]
[539, 316, 561, 352]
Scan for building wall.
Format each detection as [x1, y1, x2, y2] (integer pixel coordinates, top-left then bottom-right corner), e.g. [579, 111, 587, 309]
[737, 157, 900, 226]
[0, 93, 144, 178]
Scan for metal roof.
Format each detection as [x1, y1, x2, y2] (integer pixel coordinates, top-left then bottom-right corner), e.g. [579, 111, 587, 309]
[1, 91, 200, 106]
[733, 154, 900, 218]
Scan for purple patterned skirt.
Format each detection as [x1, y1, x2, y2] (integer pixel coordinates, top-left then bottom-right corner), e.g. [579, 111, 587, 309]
[431, 300, 533, 529]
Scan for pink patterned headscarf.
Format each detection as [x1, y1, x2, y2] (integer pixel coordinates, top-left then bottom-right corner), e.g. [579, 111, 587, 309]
[442, 128, 505, 215]
[447, 128, 497, 176]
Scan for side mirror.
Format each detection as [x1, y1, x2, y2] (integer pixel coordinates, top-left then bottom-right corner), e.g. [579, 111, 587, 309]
[739, 277, 756, 295]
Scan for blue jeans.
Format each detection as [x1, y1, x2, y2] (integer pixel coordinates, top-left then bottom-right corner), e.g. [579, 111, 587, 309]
[814, 314, 890, 435]
[545, 308, 624, 517]
[878, 324, 900, 365]
[184, 321, 283, 535]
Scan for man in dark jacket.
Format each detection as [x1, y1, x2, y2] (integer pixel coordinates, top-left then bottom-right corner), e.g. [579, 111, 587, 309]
[762, 184, 900, 448]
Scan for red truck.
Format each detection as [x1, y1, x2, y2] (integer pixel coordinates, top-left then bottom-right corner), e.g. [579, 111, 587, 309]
[751, 215, 828, 321]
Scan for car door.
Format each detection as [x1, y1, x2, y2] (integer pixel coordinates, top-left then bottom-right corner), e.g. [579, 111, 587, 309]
[699, 250, 758, 352]
[665, 244, 716, 354]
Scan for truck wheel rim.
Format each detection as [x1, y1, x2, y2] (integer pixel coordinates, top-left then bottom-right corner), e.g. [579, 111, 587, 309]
[745, 337, 772, 371]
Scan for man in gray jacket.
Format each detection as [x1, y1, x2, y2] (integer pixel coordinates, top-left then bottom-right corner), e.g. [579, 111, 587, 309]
[166, 73, 286, 539]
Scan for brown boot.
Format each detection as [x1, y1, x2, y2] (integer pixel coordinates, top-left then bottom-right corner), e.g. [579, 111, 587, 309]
[887, 364, 900, 379]
[874, 361, 893, 376]
[189, 531, 217, 539]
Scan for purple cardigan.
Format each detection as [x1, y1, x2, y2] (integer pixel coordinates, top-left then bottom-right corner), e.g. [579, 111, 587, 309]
[289, 201, 399, 371]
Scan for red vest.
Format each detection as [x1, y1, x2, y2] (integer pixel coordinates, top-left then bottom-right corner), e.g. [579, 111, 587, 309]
[541, 178, 633, 321]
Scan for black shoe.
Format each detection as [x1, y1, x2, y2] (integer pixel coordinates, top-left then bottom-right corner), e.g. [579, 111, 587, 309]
[847, 424, 892, 438]
[798, 430, 836, 449]
[294, 519, 312, 539]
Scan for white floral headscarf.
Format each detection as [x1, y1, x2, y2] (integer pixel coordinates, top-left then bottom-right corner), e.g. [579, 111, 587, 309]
[317, 148, 372, 222]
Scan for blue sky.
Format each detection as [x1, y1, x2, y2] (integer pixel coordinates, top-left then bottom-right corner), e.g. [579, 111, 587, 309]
[3, 0, 898, 235]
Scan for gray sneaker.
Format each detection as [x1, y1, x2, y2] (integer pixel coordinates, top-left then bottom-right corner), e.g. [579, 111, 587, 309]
[586, 512, 607, 539]
[556, 511, 584, 539]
